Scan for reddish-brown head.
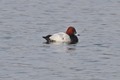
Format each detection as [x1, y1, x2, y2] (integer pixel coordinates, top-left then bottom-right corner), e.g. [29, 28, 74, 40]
[66, 26, 77, 35]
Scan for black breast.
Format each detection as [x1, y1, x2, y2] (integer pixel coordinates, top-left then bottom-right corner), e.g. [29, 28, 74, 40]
[69, 35, 78, 44]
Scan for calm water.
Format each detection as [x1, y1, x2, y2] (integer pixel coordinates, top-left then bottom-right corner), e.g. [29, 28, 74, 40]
[0, 0, 120, 80]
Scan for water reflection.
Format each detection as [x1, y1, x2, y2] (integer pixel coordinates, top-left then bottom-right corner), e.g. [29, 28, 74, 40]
[42, 42, 77, 53]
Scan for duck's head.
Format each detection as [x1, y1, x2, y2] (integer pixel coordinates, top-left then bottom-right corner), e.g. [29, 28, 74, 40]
[66, 26, 77, 35]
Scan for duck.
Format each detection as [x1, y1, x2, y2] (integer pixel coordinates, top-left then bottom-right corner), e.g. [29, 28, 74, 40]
[43, 26, 79, 44]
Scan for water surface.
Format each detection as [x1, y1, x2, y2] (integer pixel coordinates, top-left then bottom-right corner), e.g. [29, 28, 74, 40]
[0, 0, 120, 80]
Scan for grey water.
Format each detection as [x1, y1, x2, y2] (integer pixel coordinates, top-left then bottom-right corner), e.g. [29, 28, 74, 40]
[0, 0, 120, 80]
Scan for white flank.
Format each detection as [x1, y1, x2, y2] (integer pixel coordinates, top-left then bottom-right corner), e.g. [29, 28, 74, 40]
[50, 32, 71, 43]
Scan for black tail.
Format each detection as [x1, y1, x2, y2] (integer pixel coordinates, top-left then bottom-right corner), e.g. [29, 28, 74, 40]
[43, 35, 52, 43]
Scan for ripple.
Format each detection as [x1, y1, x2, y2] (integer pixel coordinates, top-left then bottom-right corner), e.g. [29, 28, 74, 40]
[1, 36, 12, 40]
[69, 67, 84, 72]
[94, 43, 110, 48]
[0, 46, 10, 51]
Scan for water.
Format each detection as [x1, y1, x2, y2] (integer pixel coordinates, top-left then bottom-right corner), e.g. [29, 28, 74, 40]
[0, 0, 120, 80]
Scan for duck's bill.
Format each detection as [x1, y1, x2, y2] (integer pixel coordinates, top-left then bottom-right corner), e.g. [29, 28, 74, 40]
[76, 34, 80, 36]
